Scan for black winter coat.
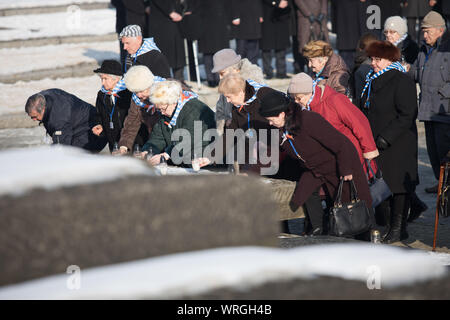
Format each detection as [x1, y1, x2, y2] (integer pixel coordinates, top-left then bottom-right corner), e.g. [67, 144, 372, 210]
[397, 35, 419, 64]
[401, 0, 432, 17]
[148, 0, 186, 70]
[331, 0, 372, 51]
[124, 44, 171, 78]
[122, 0, 147, 33]
[230, 0, 263, 40]
[260, 0, 292, 51]
[198, 0, 231, 54]
[111, 0, 127, 34]
[39, 89, 107, 152]
[94, 90, 148, 152]
[359, 70, 419, 193]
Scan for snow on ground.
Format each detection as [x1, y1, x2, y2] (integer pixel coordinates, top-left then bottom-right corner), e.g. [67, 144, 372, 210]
[0, 244, 447, 299]
[0, 76, 100, 115]
[0, 41, 119, 76]
[0, 8, 115, 41]
[0, 145, 155, 197]
[0, 0, 109, 10]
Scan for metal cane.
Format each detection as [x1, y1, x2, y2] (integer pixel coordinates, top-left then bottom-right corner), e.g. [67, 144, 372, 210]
[184, 38, 191, 82]
[432, 164, 446, 251]
[192, 40, 202, 89]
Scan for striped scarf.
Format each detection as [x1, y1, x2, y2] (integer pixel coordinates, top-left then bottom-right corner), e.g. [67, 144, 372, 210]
[100, 78, 127, 97]
[166, 90, 199, 128]
[361, 61, 406, 108]
[393, 33, 408, 47]
[131, 76, 166, 112]
[237, 79, 267, 112]
[131, 37, 160, 58]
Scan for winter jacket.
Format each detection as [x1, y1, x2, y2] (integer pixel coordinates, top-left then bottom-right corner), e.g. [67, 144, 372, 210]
[413, 31, 450, 124]
[294, 0, 328, 51]
[198, 0, 231, 54]
[39, 88, 107, 152]
[94, 89, 148, 152]
[118, 99, 160, 151]
[397, 34, 420, 64]
[260, 0, 292, 51]
[281, 106, 372, 208]
[310, 84, 379, 167]
[124, 41, 171, 78]
[142, 97, 216, 163]
[110, 0, 127, 34]
[359, 69, 419, 194]
[122, 0, 147, 32]
[315, 52, 350, 95]
[230, 0, 263, 40]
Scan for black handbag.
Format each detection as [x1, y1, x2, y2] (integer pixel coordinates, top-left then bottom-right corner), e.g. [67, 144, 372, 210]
[366, 159, 392, 208]
[329, 178, 372, 237]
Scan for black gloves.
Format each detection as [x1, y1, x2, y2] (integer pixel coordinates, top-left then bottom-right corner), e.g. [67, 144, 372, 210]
[308, 15, 315, 24]
[317, 13, 324, 22]
[376, 135, 390, 151]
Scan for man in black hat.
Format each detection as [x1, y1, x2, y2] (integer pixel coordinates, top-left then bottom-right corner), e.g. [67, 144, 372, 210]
[92, 59, 148, 152]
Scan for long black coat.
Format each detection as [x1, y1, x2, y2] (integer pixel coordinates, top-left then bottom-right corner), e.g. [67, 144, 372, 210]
[398, 35, 419, 64]
[197, 0, 231, 54]
[94, 90, 148, 152]
[401, 0, 432, 17]
[230, 0, 263, 40]
[124, 46, 171, 78]
[260, 0, 292, 51]
[148, 0, 185, 70]
[39, 89, 107, 152]
[122, 0, 147, 33]
[372, 0, 402, 26]
[359, 70, 418, 194]
[110, 0, 127, 34]
[331, 0, 372, 51]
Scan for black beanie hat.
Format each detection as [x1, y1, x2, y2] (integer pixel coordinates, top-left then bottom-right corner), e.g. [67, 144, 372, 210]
[259, 90, 290, 117]
[94, 60, 123, 76]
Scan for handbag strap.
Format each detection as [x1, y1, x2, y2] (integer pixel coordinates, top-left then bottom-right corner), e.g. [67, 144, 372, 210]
[365, 159, 382, 179]
[334, 178, 360, 207]
[349, 180, 360, 202]
[334, 178, 345, 207]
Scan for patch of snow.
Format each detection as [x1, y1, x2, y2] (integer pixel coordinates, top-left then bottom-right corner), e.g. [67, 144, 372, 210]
[427, 251, 450, 266]
[0, 244, 446, 299]
[0, 9, 115, 41]
[0, 145, 155, 196]
[0, 41, 119, 76]
[0, 0, 109, 10]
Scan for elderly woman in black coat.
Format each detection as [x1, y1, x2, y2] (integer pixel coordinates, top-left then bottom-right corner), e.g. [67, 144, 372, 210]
[359, 40, 419, 243]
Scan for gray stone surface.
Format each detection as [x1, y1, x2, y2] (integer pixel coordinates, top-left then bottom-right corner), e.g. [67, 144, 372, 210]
[0, 3, 110, 17]
[0, 175, 279, 286]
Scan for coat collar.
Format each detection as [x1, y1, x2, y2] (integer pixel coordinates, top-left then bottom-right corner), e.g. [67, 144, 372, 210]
[371, 69, 399, 92]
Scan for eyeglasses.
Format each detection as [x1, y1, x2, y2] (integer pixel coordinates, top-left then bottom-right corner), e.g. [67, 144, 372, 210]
[383, 30, 398, 35]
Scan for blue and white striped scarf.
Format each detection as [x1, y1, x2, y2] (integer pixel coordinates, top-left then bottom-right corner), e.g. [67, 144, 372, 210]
[166, 90, 199, 128]
[131, 37, 160, 58]
[100, 78, 127, 96]
[361, 61, 406, 108]
[131, 76, 166, 112]
[236, 79, 267, 111]
[393, 33, 408, 47]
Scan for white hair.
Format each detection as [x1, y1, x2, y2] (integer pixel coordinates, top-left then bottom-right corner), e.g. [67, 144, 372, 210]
[149, 80, 182, 105]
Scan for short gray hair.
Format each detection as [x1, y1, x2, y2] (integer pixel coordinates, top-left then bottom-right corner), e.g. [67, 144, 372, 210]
[150, 81, 182, 105]
[25, 93, 46, 114]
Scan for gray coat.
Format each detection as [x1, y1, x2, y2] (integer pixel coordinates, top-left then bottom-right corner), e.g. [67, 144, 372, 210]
[413, 31, 450, 124]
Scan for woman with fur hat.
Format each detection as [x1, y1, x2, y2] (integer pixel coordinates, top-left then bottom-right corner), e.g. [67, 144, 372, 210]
[383, 16, 419, 64]
[302, 40, 350, 95]
[359, 40, 419, 243]
[142, 80, 216, 167]
[257, 90, 373, 236]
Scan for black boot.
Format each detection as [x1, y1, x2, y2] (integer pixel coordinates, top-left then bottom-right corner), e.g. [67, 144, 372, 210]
[407, 192, 428, 222]
[383, 194, 409, 244]
[383, 209, 402, 244]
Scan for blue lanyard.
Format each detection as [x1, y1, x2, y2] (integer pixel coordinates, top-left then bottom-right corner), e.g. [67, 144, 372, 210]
[103, 94, 117, 124]
[365, 82, 372, 108]
[425, 47, 434, 64]
[283, 130, 303, 161]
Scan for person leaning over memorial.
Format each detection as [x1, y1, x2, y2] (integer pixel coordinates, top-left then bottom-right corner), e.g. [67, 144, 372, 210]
[211, 48, 265, 136]
[120, 24, 171, 78]
[257, 90, 373, 236]
[25, 89, 107, 152]
[359, 40, 419, 243]
[302, 40, 350, 95]
[91, 59, 148, 153]
[142, 80, 216, 167]
[409, 11, 450, 195]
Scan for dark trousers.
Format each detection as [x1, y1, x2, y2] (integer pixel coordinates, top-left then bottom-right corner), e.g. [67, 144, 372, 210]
[262, 49, 287, 77]
[425, 121, 450, 180]
[407, 17, 424, 43]
[339, 50, 355, 71]
[291, 36, 307, 73]
[304, 188, 325, 233]
[236, 39, 260, 65]
[203, 53, 219, 83]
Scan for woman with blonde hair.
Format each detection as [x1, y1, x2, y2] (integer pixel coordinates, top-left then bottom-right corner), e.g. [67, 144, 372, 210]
[302, 40, 350, 95]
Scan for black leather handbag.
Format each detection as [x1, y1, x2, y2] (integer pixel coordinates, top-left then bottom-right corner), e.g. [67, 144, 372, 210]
[366, 159, 392, 208]
[329, 178, 372, 237]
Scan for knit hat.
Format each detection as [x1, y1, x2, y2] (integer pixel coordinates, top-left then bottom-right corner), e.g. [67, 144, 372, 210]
[287, 73, 313, 95]
[366, 40, 401, 62]
[211, 49, 241, 73]
[421, 11, 446, 29]
[119, 25, 142, 39]
[123, 65, 154, 92]
[384, 16, 408, 36]
[259, 90, 290, 117]
[93, 59, 123, 76]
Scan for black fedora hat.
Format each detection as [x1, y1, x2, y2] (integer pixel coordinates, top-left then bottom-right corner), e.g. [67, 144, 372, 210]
[94, 60, 123, 76]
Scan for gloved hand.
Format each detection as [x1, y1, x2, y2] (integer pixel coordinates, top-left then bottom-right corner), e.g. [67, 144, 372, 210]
[317, 13, 324, 22]
[289, 201, 300, 212]
[376, 135, 390, 151]
[308, 15, 315, 24]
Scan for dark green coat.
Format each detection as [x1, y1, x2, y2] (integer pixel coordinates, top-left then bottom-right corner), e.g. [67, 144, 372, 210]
[143, 98, 216, 164]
